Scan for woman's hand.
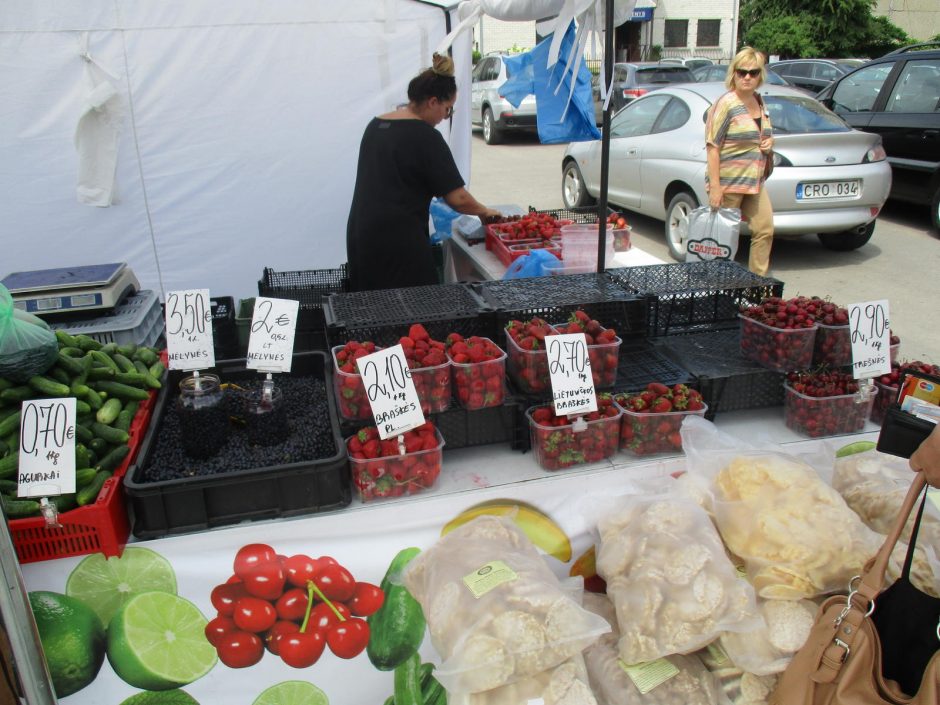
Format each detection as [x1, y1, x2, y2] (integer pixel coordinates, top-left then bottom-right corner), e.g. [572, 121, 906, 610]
[708, 186, 723, 211]
[910, 423, 940, 488]
[481, 208, 503, 223]
[759, 136, 774, 154]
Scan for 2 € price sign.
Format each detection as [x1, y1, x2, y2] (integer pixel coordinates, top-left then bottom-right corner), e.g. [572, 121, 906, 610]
[547, 333, 598, 416]
[848, 299, 891, 379]
[356, 345, 426, 439]
[18, 397, 76, 498]
[246, 297, 299, 373]
[165, 289, 216, 371]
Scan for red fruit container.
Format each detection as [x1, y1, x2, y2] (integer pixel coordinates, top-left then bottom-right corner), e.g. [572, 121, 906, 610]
[504, 327, 558, 395]
[347, 429, 445, 502]
[784, 384, 877, 438]
[739, 314, 817, 373]
[408, 360, 452, 414]
[448, 338, 507, 410]
[332, 345, 375, 421]
[550, 322, 622, 389]
[614, 399, 708, 456]
[870, 379, 898, 425]
[525, 405, 621, 471]
[813, 322, 852, 367]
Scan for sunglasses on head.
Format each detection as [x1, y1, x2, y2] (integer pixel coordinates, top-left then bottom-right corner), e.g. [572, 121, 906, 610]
[735, 68, 761, 78]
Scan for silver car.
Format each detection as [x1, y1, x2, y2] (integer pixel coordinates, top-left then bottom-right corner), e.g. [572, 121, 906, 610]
[561, 83, 892, 259]
[470, 53, 537, 145]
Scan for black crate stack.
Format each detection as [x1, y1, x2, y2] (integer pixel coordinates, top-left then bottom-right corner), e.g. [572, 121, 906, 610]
[258, 265, 349, 352]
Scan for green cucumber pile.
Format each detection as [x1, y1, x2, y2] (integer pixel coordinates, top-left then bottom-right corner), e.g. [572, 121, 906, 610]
[0, 331, 164, 520]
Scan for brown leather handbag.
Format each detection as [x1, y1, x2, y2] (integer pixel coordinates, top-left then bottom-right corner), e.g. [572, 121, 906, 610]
[770, 473, 940, 705]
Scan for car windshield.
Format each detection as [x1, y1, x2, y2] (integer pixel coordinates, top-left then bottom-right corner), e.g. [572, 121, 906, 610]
[636, 67, 695, 84]
[762, 95, 849, 134]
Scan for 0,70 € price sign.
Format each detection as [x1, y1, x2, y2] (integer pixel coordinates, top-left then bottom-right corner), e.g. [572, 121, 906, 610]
[849, 299, 891, 379]
[548, 333, 598, 416]
[356, 345, 426, 439]
[18, 397, 76, 497]
[165, 289, 216, 371]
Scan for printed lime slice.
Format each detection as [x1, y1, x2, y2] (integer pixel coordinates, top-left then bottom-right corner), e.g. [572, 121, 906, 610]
[835, 440, 877, 458]
[119, 690, 200, 705]
[252, 681, 329, 705]
[107, 592, 216, 691]
[67, 546, 177, 627]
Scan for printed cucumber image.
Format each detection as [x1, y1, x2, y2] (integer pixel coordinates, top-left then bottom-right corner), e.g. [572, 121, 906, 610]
[367, 548, 426, 671]
[382, 654, 446, 705]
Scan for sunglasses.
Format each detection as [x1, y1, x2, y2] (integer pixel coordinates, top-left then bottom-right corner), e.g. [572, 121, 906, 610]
[735, 68, 762, 78]
[444, 104, 455, 118]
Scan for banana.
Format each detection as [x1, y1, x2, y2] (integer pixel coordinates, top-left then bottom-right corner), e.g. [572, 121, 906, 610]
[441, 501, 572, 562]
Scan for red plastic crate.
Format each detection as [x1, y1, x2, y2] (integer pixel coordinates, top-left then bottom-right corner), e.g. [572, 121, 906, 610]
[492, 239, 563, 267]
[8, 360, 161, 564]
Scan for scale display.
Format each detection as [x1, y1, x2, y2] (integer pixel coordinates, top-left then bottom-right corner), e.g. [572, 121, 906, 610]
[3, 263, 139, 314]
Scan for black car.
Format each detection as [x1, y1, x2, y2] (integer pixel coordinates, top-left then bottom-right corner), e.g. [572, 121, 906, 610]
[595, 62, 696, 115]
[768, 59, 863, 94]
[816, 44, 940, 230]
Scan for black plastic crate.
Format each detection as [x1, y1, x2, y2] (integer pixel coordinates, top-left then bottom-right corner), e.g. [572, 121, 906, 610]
[528, 205, 605, 223]
[325, 283, 495, 347]
[606, 262, 783, 337]
[258, 265, 349, 330]
[654, 329, 785, 419]
[210, 296, 239, 359]
[477, 273, 647, 342]
[125, 351, 349, 539]
[612, 342, 696, 393]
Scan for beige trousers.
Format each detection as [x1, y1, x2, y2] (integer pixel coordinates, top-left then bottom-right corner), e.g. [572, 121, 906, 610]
[721, 188, 774, 277]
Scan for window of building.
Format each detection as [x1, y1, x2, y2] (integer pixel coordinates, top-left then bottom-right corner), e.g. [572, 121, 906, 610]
[696, 20, 720, 47]
[664, 20, 688, 49]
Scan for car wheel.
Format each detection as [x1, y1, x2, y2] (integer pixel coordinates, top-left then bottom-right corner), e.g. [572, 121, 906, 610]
[665, 192, 698, 261]
[932, 185, 940, 232]
[562, 160, 595, 208]
[817, 221, 875, 251]
[482, 108, 502, 145]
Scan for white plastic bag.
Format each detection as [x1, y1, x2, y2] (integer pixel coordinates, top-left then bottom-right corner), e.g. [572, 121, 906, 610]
[697, 642, 779, 705]
[448, 655, 597, 705]
[718, 598, 816, 676]
[684, 207, 741, 262]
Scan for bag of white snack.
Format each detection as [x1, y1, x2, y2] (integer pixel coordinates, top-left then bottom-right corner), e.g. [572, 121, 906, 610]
[403, 515, 610, 694]
[697, 641, 779, 705]
[680, 416, 883, 599]
[448, 654, 597, 705]
[594, 492, 761, 664]
[717, 598, 817, 676]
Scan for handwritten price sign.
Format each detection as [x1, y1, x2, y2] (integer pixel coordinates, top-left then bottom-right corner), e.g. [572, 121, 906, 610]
[849, 299, 891, 378]
[165, 289, 215, 371]
[357, 345, 426, 439]
[547, 333, 598, 415]
[247, 297, 299, 373]
[18, 398, 76, 497]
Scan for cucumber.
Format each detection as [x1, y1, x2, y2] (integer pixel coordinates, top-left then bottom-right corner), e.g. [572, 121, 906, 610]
[0, 411, 21, 438]
[367, 547, 427, 671]
[99, 343, 118, 355]
[77, 471, 111, 506]
[0, 386, 33, 404]
[114, 402, 138, 433]
[75, 468, 98, 487]
[0, 440, 6, 456]
[88, 437, 110, 456]
[74, 424, 94, 445]
[54, 330, 79, 348]
[75, 334, 103, 351]
[133, 360, 162, 389]
[56, 352, 87, 377]
[0, 453, 19, 480]
[393, 653, 423, 705]
[134, 347, 159, 366]
[149, 361, 166, 381]
[96, 398, 123, 425]
[112, 372, 149, 387]
[0, 380, 10, 393]
[74, 354, 92, 386]
[89, 350, 120, 373]
[47, 366, 71, 386]
[112, 353, 138, 374]
[52, 493, 78, 513]
[88, 366, 116, 380]
[0, 408, 16, 424]
[75, 444, 91, 469]
[74, 400, 91, 416]
[28, 376, 70, 398]
[2, 495, 40, 518]
[92, 422, 129, 445]
[95, 445, 129, 473]
[0, 479, 17, 494]
[93, 381, 150, 402]
[70, 382, 91, 398]
[59, 346, 86, 359]
[116, 344, 137, 358]
[83, 388, 103, 411]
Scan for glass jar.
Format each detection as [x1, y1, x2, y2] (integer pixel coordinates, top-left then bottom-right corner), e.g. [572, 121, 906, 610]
[176, 373, 229, 458]
[245, 386, 289, 447]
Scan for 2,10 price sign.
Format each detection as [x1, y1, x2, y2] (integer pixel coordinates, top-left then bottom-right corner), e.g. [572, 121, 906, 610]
[18, 397, 76, 497]
[547, 333, 598, 415]
[357, 345, 425, 439]
[165, 289, 215, 371]
[848, 299, 891, 379]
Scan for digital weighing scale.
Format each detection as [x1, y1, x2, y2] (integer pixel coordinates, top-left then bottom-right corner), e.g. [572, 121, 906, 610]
[3, 263, 140, 316]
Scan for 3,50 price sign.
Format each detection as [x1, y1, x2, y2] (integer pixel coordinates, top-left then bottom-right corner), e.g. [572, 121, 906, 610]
[848, 299, 891, 379]
[18, 397, 76, 497]
[357, 345, 425, 439]
[547, 333, 598, 415]
[247, 297, 299, 373]
[165, 289, 215, 371]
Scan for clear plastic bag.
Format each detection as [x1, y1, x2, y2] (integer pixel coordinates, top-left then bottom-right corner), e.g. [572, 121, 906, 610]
[448, 655, 597, 705]
[0, 283, 58, 382]
[594, 493, 760, 664]
[697, 642, 779, 705]
[718, 598, 816, 676]
[403, 515, 610, 694]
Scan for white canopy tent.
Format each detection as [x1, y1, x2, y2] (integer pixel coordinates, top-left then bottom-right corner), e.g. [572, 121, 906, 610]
[0, 0, 470, 300]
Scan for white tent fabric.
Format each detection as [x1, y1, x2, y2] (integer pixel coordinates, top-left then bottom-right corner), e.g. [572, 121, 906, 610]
[0, 0, 468, 300]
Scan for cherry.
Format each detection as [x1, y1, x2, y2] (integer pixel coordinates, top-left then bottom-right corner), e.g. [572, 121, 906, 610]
[326, 618, 370, 659]
[233, 544, 278, 580]
[240, 559, 287, 601]
[313, 563, 356, 602]
[216, 630, 264, 669]
[307, 601, 351, 633]
[279, 631, 326, 668]
[283, 554, 318, 589]
[211, 582, 249, 617]
[233, 597, 278, 633]
[205, 615, 238, 647]
[348, 582, 385, 617]
[264, 620, 300, 655]
[275, 588, 309, 622]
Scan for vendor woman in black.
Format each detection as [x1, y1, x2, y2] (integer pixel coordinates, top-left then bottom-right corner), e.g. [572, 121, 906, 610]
[346, 53, 501, 291]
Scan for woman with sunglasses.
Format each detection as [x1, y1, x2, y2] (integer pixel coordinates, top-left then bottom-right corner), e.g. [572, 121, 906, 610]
[705, 47, 775, 276]
[346, 53, 501, 292]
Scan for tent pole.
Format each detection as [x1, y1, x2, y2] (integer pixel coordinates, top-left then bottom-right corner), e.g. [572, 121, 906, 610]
[596, 0, 615, 272]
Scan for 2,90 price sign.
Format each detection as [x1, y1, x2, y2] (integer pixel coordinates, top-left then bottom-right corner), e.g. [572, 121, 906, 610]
[165, 289, 216, 371]
[547, 333, 597, 415]
[848, 299, 891, 379]
[18, 397, 76, 497]
[356, 345, 426, 439]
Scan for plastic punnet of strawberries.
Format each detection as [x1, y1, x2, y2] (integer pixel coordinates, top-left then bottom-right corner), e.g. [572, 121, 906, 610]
[527, 394, 621, 470]
[504, 317, 558, 394]
[739, 295, 822, 372]
[607, 213, 632, 252]
[784, 369, 873, 437]
[870, 359, 940, 425]
[493, 213, 564, 242]
[552, 310, 621, 388]
[346, 422, 443, 501]
[445, 333, 506, 410]
[333, 340, 382, 420]
[399, 324, 451, 414]
[614, 383, 707, 455]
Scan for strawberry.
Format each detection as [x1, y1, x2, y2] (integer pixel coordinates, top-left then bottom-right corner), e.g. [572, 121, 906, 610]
[650, 397, 672, 413]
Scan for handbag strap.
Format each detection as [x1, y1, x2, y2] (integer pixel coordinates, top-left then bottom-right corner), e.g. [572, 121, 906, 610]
[901, 491, 929, 580]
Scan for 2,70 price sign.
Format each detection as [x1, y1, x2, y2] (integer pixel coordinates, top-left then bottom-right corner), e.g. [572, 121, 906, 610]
[165, 289, 216, 371]
[356, 345, 425, 439]
[547, 334, 597, 415]
[18, 397, 76, 497]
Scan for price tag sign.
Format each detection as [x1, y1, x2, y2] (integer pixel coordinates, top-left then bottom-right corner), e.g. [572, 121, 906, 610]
[165, 289, 215, 371]
[357, 345, 426, 439]
[17, 398, 76, 498]
[547, 333, 597, 416]
[246, 297, 299, 373]
[848, 299, 891, 379]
